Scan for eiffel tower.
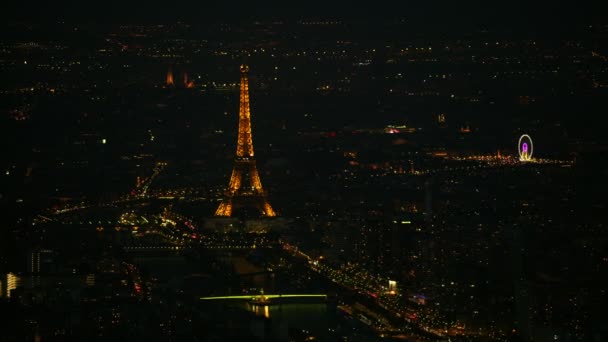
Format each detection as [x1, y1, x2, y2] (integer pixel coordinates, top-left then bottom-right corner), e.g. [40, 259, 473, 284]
[215, 65, 276, 217]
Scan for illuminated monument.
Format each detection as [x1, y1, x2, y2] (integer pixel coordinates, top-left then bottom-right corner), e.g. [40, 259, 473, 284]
[215, 65, 276, 217]
[183, 72, 194, 89]
[166, 66, 174, 86]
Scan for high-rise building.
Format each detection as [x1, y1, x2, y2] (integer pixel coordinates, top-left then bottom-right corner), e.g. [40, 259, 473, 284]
[4, 273, 20, 298]
[27, 249, 54, 274]
[28, 250, 40, 274]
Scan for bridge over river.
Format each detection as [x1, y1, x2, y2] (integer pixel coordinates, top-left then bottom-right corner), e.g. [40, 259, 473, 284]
[200, 293, 328, 305]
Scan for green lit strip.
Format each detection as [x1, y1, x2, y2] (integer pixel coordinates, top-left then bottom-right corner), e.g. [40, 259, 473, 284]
[268, 294, 327, 299]
[200, 295, 254, 300]
[200, 294, 327, 300]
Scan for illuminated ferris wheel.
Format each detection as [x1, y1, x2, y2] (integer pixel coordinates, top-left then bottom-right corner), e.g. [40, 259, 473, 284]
[518, 134, 533, 161]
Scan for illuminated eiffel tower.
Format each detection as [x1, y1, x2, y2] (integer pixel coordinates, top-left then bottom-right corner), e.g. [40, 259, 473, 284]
[215, 65, 276, 217]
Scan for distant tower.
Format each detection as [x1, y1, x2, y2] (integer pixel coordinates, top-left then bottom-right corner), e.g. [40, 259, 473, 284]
[184, 72, 194, 88]
[215, 65, 276, 217]
[166, 66, 174, 86]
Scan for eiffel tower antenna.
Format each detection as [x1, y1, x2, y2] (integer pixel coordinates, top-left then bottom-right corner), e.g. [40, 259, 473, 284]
[215, 65, 276, 217]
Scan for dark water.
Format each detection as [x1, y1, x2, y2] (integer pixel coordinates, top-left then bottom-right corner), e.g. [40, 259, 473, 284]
[239, 302, 382, 341]
[131, 252, 379, 341]
[243, 302, 335, 334]
[133, 254, 198, 280]
[131, 254, 338, 338]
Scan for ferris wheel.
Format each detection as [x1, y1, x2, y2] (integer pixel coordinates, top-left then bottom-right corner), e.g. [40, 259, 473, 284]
[518, 134, 533, 161]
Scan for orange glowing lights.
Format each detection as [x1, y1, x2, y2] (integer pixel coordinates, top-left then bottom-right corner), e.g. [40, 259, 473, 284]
[166, 66, 174, 86]
[215, 65, 276, 217]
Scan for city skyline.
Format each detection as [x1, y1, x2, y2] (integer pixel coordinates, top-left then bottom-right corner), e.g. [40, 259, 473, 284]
[0, 11, 606, 342]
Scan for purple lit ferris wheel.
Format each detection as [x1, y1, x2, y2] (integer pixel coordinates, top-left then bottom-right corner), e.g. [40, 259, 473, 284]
[518, 134, 533, 161]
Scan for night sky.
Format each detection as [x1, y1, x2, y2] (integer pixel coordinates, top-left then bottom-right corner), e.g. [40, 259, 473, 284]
[3, 1, 606, 28]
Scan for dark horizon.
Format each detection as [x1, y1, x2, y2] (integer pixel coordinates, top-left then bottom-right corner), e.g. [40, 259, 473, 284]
[4, 1, 607, 28]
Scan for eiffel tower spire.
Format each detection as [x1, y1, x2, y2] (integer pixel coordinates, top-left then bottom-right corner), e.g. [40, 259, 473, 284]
[215, 65, 276, 217]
